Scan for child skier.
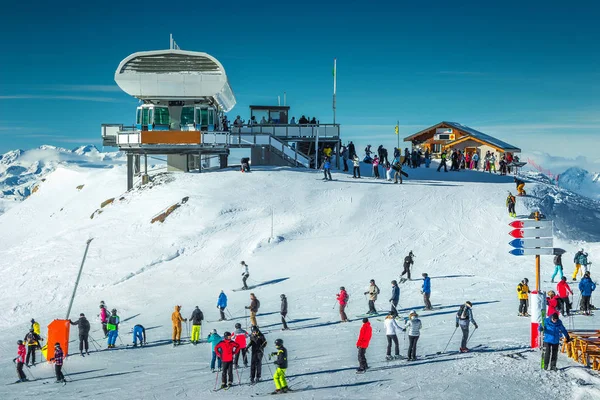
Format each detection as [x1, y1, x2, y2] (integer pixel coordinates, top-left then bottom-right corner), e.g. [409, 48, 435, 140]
[232, 323, 249, 368]
[270, 338, 289, 394]
[356, 318, 372, 373]
[49, 342, 65, 384]
[14, 340, 27, 383]
[403, 310, 422, 361]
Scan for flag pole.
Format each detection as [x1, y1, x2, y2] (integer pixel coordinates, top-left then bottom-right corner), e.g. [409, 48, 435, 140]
[397, 120, 400, 150]
[333, 58, 337, 125]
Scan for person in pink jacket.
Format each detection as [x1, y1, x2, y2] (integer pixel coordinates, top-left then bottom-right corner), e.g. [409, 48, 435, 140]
[337, 287, 349, 322]
[546, 291, 560, 317]
[99, 302, 109, 338]
[372, 156, 380, 179]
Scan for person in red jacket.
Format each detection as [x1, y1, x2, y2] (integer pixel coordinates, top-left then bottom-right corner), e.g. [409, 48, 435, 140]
[556, 277, 573, 316]
[14, 340, 27, 382]
[546, 291, 560, 317]
[336, 286, 349, 322]
[214, 331, 241, 389]
[356, 318, 372, 373]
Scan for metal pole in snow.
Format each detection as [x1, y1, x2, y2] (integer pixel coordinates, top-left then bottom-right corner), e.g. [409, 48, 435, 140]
[271, 207, 274, 240]
[66, 239, 94, 320]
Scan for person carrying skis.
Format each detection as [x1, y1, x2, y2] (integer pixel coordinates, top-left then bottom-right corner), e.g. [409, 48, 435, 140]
[390, 280, 400, 317]
[14, 340, 27, 383]
[514, 177, 526, 196]
[364, 279, 380, 315]
[546, 290, 560, 317]
[99, 302, 109, 338]
[269, 338, 289, 394]
[579, 271, 597, 316]
[401, 251, 414, 281]
[189, 306, 204, 345]
[232, 323, 249, 368]
[248, 326, 267, 384]
[517, 278, 530, 316]
[356, 318, 372, 373]
[171, 305, 187, 346]
[245, 293, 260, 327]
[132, 324, 146, 347]
[107, 309, 120, 348]
[384, 313, 402, 360]
[506, 192, 516, 218]
[551, 254, 564, 282]
[23, 328, 42, 366]
[215, 331, 241, 389]
[336, 286, 349, 322]
[540, 313, 571, 371]
[456, 301, 478, 352]
[556, 277, 573, 316]
[572, 249, 589, 281]
[207, 329, 222, 372]
[280, 294, 289, 330]
[217, 290, 228, 321]
[241, 261, 250, 290]
[49, 342, 65, 383]
[352, 154, 361, 178]
[422, 273, 432, 310]
[403, 310, 422, 361]
[69, 313, 90, 356]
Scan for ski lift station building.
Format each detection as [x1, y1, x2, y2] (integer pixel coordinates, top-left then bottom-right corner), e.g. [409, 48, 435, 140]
[102, 42, 340, 190]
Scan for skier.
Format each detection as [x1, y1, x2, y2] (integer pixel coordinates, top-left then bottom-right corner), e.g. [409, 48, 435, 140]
[217, 290, 228, 321]
[456, 301, 478, 352]
[69, 313, 90, 356]
[30, 319, 40, 336]
[171, 305, 187, 346]
[572, 249, 589, 281]
[352, 154, 361, 178]
[400, 251, 414, 282]
[389, 280, 400, 317]
[189, 306, 204, 345]
[215, 331, 241, 389]
[248, 326, 267, 384]
[556, 277, 573, 316]
[99, 302, 109, 338]
[23, 328, 42, 366]
[241, 261, 250, 290]
[321, 156, 333, 181]
[232, 323, 249, 368]
[546, 290, 560, 317]
[280, 294, 289, 330]
[269, 338, 289, 394]
[107, 309, 120, 348]
[364, 279, 380, 315]
[551, 254, 564, 282]
[579, 272, 597, 316]
[336, 286, 349, 322]
[506, 192, 516, 218]
[207, 329, 222, 372]
[356, 318, 372, 373]
[540, 313, 571, 371]
[49, 342, 65, 383]
[403, 310, 422, 361]
[245, 293, 260, 327]
[384, 313, 402, 360]
[422, 273, 432, 310]
[392, 160, 403, 184]
[517, 278, 530, 316]
[14, 340, 27, 383]
[132, 324, 146, 347]
[514, 177, 526, 196]
[372, 156, 380, 179]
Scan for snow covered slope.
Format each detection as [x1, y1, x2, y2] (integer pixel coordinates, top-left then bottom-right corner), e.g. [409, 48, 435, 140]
[0, 162, 599, 399]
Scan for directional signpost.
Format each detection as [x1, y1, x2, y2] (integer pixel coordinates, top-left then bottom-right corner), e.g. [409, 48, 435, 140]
[509, 238, 554, 248]
[509, 227, 553, 238]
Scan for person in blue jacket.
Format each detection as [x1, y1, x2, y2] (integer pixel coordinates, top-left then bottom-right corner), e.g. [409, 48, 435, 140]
[217, 290, 228, 321]
[422, 273, 432, 310]
[579, 272, 597, 315]
[132, 324, 146, 347]
[389, 280, 400, 317]
[540, 313, 571, 370]
[207, 329, 223, 372]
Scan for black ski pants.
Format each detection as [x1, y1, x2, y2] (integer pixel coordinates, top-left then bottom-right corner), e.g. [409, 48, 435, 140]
[26, 346, 36, 365]
[423, 293, 432, 310]
[558, 297, 571, 315]
[373, 166, 379, 178]
[55, 364, 64, 382]
[221, 361, 234, 385]
[390, 301, 398, 317]
[437, 160, 447, 172]
[408, 335, 419, 359]
[79, 333, 89, 353]
[357, 347, 368, 370]
[323, 168, 332, 180]
[16, 361, 26, 380]
[582, 296, 592, 314]
[353, 166, 360, 178]
[242, 273, 249, 289]
[543, 342, 559, 370]
[343, 158, 348, 172]
[460, 324, 469, 349]
[368, 300, 376, 314]
[234, 348, 248, 367]
[102, 322, 108, 337]
[519, 299, 528, 314]
[219, 307, 226, 320]
[281, 313, 288, 330]
[386, 335, 399, 356]
[508, 203, 515, 215]
[250, 351, 263, 381]
[401, 266, 411, 280]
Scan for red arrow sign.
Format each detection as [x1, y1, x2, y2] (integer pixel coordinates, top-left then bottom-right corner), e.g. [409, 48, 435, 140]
[509, 227, 553, 238]
[509, 220, 553, 229]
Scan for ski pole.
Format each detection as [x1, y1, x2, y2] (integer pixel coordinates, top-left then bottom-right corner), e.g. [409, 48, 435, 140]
[214, 367, 220, 390]
[118, 335, 125, 346]
[245, 308, 248, 330]
[235, 364, 241, 385]
[25, 365, 36, 380]
[439, 327, 458, 354]
[466, 326, 478, 346]
[332, 300, 337, 310]
[226, 309, 234, 319]
[262, 352, 274, 377]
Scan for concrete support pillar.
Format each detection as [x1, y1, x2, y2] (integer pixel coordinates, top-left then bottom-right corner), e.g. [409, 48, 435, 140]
[134, 155, 141, 176]
[127, 153, 134, 191]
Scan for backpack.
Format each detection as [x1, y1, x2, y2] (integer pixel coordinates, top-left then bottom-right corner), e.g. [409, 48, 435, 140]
[574, 251, 582, 263]
[553, 255, 561, 265]
[256, 299, 260, 310]
[457, 305, 469, 320]
[375, 285, 380, 295]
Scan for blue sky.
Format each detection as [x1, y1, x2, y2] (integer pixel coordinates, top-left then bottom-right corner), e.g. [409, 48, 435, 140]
[1, 0, 599, 159]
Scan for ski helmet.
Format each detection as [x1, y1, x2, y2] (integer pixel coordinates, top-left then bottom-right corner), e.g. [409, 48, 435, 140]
[523, 278, 529, 283]
[100, 301, 105, 305]
[280, 294, 286, 299]
[80, 313, 85, 317]
[340, 286, 345, 291]
[17, 340, 23, 345]
[111, 309, 117, 314]
[465, 301, 472, 307]
[211, 329, 217, 334]
[30, 319, 35, 324]
[223, 331, 231, 338]
[55, 342, 61, 347]
[251, 325, 260, 333]
[274, 338, 283, 347]
[235, 323, 241, 329]
[391, 280, 397, 285]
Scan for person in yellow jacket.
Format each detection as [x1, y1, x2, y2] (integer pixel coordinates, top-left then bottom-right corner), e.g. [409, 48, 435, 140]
[30, 319, 41, 336]
[517, 278, 530, 316]
[171, 305, 187, 346]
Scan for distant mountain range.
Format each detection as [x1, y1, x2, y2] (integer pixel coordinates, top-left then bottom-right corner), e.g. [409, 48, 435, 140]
[557, 167, 600, 201]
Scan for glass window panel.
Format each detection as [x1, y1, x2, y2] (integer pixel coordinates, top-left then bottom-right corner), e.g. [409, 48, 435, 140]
[154, 107, 170, 125]
[181, 107, 194, 125]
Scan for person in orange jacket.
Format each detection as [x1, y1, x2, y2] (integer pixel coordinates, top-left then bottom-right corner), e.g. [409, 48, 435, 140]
[356, 318, 372, 373]
[171, 305, 187, 346]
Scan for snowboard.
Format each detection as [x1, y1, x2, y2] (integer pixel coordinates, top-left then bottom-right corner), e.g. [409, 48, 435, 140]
[401, 171, 409, 178]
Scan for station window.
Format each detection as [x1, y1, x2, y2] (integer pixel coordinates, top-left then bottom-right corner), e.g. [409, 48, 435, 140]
[208, 109, 214, 125]
[181, 107, 194, 125]
[142, 108, 150, 125]
[154, 107, 170, 125]
[136, 108, 142, 124]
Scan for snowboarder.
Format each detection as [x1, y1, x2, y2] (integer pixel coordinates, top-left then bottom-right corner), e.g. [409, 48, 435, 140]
[23, 328, 42, 366]
[572, 249, 589, 281]
[14, 340, 27, 383]
[551, 254, 564, 282]
[364, 279, 380, 315]
[248, 326, 267, 384]
[540, 313, 571, 370]
[132, 324, 146, 347]
[269, 338, 289, 394]
[546, 290, 560, 317]
[352, 154, 361, 178]
[336, 286, 349, 322]
[217, 290, 228, 321]
[517, 278, 530, 316]
[400, 251, 414, 281]
[280, 294, 289, 330]
[241, 261, 250, 290]
[403, 310, 422, 361]
[456, 301, 478, 352]
[69, 313, 90, 356]
[49, 342, 65, 383]
[245, 293, 260, 327]
[99, 302, 109, 338]
[384, 313, 402, 360]
[392, 161, 403, 184]
[556, 277, 573, 316]
[356, 318, 372, 373]
[390, 280, 400, 317]
[506, 192, 516, 218]
[171, 305, 187, 346]
[321, 156, 333, 181]
[207, 329, 222, 372]
[189, 306, 204, 345]
[232, 323, 249, 368]
[579, 272, 597, 316]
[514, 177, 526, 196]
[422, 273, 432, 310]
[215, 331, 241, 389]
[107, 309, 120, 348]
